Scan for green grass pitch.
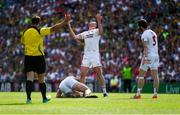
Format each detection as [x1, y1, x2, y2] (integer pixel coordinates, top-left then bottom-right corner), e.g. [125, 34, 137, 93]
[0, 92, 180, 114]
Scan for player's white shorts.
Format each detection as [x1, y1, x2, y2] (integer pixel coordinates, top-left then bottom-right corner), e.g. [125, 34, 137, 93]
[140, 55, 159, 71]
[59, 76, 78, 94]
[81, 52, 102, 68]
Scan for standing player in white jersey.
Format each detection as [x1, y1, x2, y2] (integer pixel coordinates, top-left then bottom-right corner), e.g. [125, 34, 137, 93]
[68, 13, 108, 97]
[134, 19, 159, 99]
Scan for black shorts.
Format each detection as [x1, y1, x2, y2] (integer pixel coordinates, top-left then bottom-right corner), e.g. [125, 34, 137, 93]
[24, 55, 46, 74]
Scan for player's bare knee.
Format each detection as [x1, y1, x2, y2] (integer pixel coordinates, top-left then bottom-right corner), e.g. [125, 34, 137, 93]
[27, 77, 33, 82]
[137, 76, 144, 80]
[27, 76, 34, 81]
[37, 73, 45, 83]
[97, 74, 104, 80]
[26, 72, 34, 81]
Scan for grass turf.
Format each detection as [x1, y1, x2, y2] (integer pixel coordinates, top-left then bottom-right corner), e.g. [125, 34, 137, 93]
[0, 92, 180, 114]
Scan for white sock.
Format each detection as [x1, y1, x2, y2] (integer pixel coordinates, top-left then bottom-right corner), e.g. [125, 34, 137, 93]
[102, 87, 107, 94]
[154, 88, 157, 95]
[136, 88, 141, 96]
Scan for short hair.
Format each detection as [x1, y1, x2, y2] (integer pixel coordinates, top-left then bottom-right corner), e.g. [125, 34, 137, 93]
[138, 19, 148, 29]
[31, 16, 41, 24]
[89, 18, 97, 24]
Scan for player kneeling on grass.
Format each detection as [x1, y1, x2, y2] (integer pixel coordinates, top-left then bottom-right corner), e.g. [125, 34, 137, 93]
[56, 76, 97, 98]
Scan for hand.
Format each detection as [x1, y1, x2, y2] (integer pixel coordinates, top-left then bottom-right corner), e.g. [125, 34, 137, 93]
[64, 13, 71, 22]
[95, 13, 102, 22]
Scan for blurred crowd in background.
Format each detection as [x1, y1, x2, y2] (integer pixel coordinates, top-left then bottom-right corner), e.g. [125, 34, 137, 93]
[0, 0, 179, 92]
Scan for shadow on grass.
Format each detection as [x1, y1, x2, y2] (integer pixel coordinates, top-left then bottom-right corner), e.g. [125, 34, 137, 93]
[112, 97, 151, 100]
[0, 103, 26, 105]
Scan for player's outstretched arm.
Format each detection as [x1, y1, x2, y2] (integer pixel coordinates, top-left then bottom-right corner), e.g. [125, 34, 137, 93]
[68, 21, 81, 40]
[96, 13, 103, 35]
[50, 13, 71, 33]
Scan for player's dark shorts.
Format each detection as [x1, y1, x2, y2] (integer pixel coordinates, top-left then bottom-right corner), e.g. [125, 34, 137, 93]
[24, 55, 46, 74]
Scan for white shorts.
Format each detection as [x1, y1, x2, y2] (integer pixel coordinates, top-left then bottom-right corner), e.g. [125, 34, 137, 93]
[81, 52, 102, 68]
[59, 76, 78, 94]
[140, 55, 159, 71]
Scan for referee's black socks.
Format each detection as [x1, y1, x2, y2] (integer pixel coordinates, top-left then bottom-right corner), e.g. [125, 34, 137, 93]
[39, 83, 47, 100]
[26, 80, 33, 100]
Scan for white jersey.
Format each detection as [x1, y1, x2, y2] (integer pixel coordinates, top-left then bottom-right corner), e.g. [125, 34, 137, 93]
[59, 76, 78, 94]
[78, 29, 100, 53]
[141, 29, 158, 57]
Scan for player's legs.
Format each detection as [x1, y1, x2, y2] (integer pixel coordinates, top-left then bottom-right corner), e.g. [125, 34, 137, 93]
[36, 56, 50, 103]
[135, 69, 147, 98]
[26, 71, 34, 103]
[91, 53, 107, 97]
[150, 56, 159, 98]
[93, 66, 108, 97]
[80, 66, 89, 83]
[73, 82, 88, 92]
[56, 89, 63, 98]
[67, 91, 83, 98]
[80, 54, 90, 83]
[37, 73, 49, 102]
[151, 69, 159, 98]
[134, 57, 149, 99]
[124, 80, 128, 93]
[72, 82, 91, 97]
[24, 56, 35, 103]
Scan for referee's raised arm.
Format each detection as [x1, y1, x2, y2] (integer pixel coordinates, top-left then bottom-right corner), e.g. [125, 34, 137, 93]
[50, 13, 71, 33]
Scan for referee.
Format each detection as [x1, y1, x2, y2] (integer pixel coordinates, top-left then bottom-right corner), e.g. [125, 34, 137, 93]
[21, 14, 70, 104]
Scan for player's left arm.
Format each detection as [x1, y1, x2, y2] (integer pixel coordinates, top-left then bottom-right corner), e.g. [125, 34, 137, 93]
[142, 40, 148, 57]
[142, 40, 150, 64]
[56, 89, 63, 98]
[96, 13, 103, 35]
[141, 33, 149, 58]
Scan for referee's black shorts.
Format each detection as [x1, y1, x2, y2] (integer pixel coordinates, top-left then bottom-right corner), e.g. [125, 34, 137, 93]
[24, 55, 46, 74]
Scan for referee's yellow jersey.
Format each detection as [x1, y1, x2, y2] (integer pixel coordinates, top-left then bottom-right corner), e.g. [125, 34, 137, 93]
[21, 27, 51, 56]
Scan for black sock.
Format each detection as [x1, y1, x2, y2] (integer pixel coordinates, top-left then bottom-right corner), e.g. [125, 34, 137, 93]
[39, 83, 47, 100]
[26, 80, 33, 100]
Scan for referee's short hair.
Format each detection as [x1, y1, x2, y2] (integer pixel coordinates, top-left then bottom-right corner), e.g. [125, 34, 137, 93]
[138, 19, 148, 29]
[31, 16, 41, 24]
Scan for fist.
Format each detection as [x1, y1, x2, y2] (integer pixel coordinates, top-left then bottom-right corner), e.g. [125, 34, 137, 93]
[96, 13, 102, 21]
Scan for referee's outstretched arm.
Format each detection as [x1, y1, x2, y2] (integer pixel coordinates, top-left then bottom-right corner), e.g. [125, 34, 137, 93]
[50, 13, 71, 33]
